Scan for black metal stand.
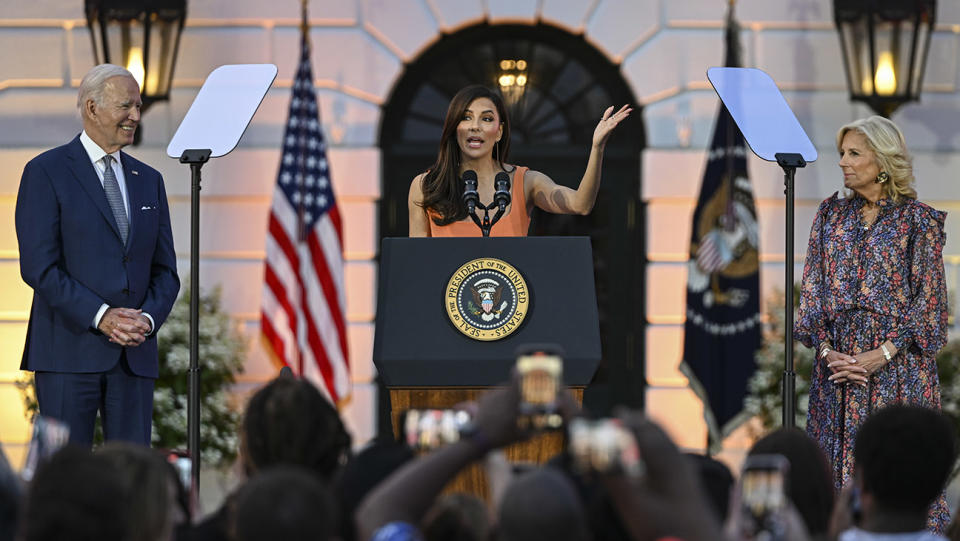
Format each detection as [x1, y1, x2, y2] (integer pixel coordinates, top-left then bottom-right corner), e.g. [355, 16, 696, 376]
[775, 152, 805, 428]
[179, 148, 211, 494]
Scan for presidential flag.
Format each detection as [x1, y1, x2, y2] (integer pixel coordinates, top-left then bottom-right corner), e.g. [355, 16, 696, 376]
[680, 3, 760, 448]
[260, 30, 350, 404]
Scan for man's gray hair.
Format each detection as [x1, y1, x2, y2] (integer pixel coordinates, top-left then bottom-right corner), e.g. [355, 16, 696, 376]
[77, 64, 137, 112]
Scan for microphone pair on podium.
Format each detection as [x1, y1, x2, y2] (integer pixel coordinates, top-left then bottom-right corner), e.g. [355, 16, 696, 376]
[462, 170, 511, 214]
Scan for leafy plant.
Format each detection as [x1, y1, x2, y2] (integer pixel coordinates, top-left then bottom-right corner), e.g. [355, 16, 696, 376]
[744, 286, 813, 434]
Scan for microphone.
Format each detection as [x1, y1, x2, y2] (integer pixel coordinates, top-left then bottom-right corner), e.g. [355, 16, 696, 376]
[493, 172, 511, 213]
[462, 170, 479, 214]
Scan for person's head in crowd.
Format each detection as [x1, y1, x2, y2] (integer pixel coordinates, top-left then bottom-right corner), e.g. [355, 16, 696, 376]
[498, 467, 590, 541]
[17, 446, 129, 541]
[422, 492, 490, 541]
[853, 405, 956, 531]
[97, 442, 189, 541]
[336, 440, 414, 541]
[241, 370, 351, 480]
[748, 427, 834, 538]
[230, 466, 337, 541]
[686, 453, 734, 523]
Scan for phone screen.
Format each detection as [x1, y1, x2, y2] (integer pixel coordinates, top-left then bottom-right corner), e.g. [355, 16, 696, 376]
[403, 409, 472, 452]
[740, 454, 790, 538]
[516, 353, 563, 430]
[21, 415, 70, 482]
[742, 467, 786, 516]
[568, 418, 644, 477]
[517, 354, 562, 406]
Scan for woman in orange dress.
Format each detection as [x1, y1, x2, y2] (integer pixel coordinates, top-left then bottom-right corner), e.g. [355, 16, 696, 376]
[407, 85, 631, 237]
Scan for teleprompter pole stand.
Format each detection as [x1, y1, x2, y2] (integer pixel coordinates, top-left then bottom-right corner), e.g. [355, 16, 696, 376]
[775, 152, 805, 429]
[179, 148, 212, 493]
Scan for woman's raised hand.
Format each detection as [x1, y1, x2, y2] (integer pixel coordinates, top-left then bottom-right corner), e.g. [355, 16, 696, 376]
[593, 104, 632, 149]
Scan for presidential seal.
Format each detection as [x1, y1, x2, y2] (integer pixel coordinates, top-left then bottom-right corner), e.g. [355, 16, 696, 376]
[445, 257, 529, 341]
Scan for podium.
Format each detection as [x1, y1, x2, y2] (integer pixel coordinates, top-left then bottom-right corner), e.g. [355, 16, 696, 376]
[373, 236, 602, 496]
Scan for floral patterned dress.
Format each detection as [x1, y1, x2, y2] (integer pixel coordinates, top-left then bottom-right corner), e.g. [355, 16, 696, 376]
[794, 192, 948, 531]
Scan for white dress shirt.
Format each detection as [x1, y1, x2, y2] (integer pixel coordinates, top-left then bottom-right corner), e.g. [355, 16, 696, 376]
[80, 131, 155, 335]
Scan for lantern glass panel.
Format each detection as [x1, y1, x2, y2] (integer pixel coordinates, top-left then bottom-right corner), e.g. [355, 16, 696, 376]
[840, 21, 871, 94]
[103, 17, 147, 89]
[911, 21, 931, 94]
[145, 17, 177, 96]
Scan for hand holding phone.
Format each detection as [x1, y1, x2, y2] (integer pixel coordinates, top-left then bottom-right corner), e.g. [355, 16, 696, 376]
[21, 415, 70, 482]
[516, 344, 564, 430]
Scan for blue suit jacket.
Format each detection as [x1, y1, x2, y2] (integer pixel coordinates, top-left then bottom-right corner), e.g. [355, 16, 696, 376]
[15, 135, 180, 378]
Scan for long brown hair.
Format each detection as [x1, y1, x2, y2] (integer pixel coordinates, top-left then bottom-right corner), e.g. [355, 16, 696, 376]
[420, 85, 512, 225]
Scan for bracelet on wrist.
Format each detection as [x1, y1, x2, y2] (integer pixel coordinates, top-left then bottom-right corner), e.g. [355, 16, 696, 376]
[819, 345, 832, 359]
[880, 344, 892, 362]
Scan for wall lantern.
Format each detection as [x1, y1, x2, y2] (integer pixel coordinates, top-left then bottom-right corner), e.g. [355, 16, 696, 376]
[834, 0, 936, 117]
[85, 0, 187, 113]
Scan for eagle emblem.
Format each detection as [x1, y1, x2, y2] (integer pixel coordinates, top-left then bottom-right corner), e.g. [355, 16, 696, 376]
[470, 278, 507, 321]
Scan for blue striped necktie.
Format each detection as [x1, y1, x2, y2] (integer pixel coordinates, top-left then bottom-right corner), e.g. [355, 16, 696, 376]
[101, 155, 128, 245]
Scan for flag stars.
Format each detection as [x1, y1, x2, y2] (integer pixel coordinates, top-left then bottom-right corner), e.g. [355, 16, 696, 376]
[318, 177, 329, 189]
[283, 153, 294, 166]
[305, 175, 316, 187]
[291, 191, 302, 204]
[318, 195, 328, 207]
[280, 172, 293, 184]
[307, 156, 317, 169]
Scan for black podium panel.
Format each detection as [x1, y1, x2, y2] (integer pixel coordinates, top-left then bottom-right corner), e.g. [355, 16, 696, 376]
[373, 236, 601, 387]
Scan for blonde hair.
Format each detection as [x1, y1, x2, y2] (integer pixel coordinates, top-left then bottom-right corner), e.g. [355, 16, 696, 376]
[836, 116, 916, 202]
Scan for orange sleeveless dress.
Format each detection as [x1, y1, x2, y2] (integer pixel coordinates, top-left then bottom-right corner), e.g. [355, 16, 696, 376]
[427, 167, 531, 237]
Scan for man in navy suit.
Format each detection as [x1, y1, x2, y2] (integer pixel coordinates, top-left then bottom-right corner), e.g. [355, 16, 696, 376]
[15, 64, 180, 446]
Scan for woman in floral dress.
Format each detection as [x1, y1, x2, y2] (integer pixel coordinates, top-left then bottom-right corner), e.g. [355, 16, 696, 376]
[794, 116, 949, 530]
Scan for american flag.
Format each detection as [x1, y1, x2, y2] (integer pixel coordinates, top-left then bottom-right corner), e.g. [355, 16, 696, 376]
[261, 33, 350, 404]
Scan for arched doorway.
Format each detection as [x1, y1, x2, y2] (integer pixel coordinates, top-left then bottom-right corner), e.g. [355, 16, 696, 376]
[378, 21, 646, 415]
